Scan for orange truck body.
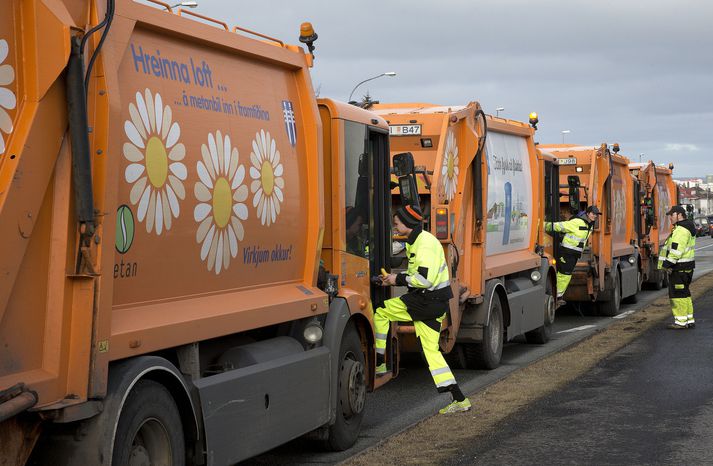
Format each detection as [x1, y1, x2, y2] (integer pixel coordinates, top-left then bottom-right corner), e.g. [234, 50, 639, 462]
[372, 102, 557, 368]
[0, 1, 393, 463]
[539, 144, 641, 315]
[629, 161, 677, 289]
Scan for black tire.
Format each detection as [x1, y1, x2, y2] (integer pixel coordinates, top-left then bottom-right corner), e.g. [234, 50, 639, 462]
[325, 322, 366, 451]
[652, 269, 665, 290]
[112, 379, 185, 466]
[526, 278, 555, 344]
[466, 295, 504, 369]
[597, 270, 621, 317]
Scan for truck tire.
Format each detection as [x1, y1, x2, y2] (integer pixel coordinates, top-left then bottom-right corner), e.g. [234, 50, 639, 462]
[525, 278, 555, 344]
[325, 322, 366, 451]
[652, 269, 665, 290]
[466, 295, 504, 370]
[597, 270, 621, 317]
[112, 379, 185, 466]
[623, 267, 641, 304]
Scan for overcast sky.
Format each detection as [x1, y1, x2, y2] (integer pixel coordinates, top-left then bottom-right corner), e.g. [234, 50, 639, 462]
[196, 0, 712, 178]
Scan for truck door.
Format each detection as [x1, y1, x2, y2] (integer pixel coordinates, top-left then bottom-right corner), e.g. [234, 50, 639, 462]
[545, 160, 560, 260]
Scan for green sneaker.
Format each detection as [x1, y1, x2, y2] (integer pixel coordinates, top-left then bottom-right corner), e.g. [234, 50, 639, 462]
[439, 398, 471, 414]
[375, 363, 388, 376]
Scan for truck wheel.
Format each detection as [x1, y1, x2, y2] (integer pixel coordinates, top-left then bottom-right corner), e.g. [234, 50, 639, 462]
[112, 379, 185, 466]
[466, 296, 504, 369]
[623, 268, 641, 304]
[597, 271, 621, 317]
[325, 322, 366, 451]
[526, 278, 555, 344]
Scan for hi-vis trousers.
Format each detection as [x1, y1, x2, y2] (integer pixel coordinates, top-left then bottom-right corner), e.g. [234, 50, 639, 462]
[556, 249, 581, 298]
[374, 296, 457, 391]
[668, 269, 694, 326]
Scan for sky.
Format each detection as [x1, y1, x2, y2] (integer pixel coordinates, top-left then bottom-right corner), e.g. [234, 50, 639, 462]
[194, 0, 712, 178]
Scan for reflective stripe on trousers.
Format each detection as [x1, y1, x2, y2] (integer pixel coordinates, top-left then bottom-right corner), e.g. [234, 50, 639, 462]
[374, 296, 456, 389]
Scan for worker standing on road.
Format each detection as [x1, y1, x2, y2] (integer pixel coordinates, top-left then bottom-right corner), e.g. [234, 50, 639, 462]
[375, 205, 471, 414]
[658, 205, 697, 329]
[545, 206, 601, 305]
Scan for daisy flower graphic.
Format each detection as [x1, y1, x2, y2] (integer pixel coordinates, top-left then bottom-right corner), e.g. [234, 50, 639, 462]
[249, 130, 284, 226]
[194, 131, 248, 274]
[0, 39, 16, 155]
[123, 89, 186, 235]
[441, 129, 459, 202]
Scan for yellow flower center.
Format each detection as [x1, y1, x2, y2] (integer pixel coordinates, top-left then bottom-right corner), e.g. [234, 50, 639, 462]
[261, 160, 275, 196]
[212, 177, 232, 229]
[447, 154, 455, 179]
[146, 136, 168, 188]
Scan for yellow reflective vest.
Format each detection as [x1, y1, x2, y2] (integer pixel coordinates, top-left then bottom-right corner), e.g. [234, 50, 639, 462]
[545, 215, 593, 254]
[658, 220, 696, 270]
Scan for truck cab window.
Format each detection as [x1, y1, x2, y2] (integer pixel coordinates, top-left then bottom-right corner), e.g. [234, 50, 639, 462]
[344, 121, 370, 258]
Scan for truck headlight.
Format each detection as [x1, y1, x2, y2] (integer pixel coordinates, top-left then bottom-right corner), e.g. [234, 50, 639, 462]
[628, 256, 636, 265]
[531, 271, 542, 282]
[304, 323, 323, 344]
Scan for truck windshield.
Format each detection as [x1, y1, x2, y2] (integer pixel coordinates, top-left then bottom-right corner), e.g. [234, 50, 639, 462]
[344, 121, 370, 258]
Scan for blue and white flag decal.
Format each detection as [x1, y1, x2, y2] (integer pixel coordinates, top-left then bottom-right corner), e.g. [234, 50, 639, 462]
[282, 100, 297, 147]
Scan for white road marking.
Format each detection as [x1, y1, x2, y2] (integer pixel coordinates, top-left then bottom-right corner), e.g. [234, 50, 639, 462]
[695, 242, 713, 251]
[613, 310, 636, 319]
[557, 325, 597, 334]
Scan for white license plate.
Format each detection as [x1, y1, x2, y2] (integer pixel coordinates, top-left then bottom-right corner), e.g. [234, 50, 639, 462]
[559, 157, 577, 166]
[389, 125, 421, 136]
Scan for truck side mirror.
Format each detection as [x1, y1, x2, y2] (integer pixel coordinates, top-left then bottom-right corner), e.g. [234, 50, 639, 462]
[567, 175, 580, 213]
[392, 152, 420, 209]
[392, 152, 415, 177]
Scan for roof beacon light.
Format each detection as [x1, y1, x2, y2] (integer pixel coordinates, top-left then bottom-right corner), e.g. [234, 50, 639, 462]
[529, 112, 539, 130]
[299, 22, 318, 58]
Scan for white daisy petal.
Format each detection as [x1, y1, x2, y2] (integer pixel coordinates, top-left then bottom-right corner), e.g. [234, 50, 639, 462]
[124, 121, 145, 149]
[197, 161, 213, 189]
[274, 164, 283, 177]
[269, 137, 276, 163]
[223, 135, 231, 175]
[154, 93, 163, 135]
[253, 188, 262, 207]
[155, 193, 164, 235]
[128, 103, 146, 140]
[250, 167, 261, 180]
[194, 182, 212, 202]
[232, 217, 245, 241]
[201, 144, 216, 179]
[215, 233, 224, 274]
[0, 107, 13, 133]
[207, 230, 219, 270]
[222, 231, 231, 270]
[0, 88, 16, 110]
[233, 185, 248, 203]
[161, 105, 172, 139]
[135, 92, 150, 136]
[166, 122, 180, 148]
[233, 203, 248, 220]
[228, 226, 238, 257]
[208, 132, 219, 174]
[166, 184, 180, 217]
[201, 225, 216, 261]
[216, 131, 225, 174]
[123, 142, 144, 162]
[0, 133, 5, 154]
[129, 177, 147, 205]
[168, 175, 185, 200]
[0, 64, 15, 87]
[232, 165, 245, 189]
[146, 190, 156, 233]
[228, 148, 239, 180]
[137, 186, 151, 221]
[0, 40, 8, 63]
[144, 89, 155, 133]
[275, 177, 285, 189]
[125, 163, 145, 183]
[196, 216, 213, 243]
[161, 191, 172, 231]
[194, 202, 212, 222]
[168, 143, 185, 161]
[169, 162, 187, 180]
[274, 185, 283, 203]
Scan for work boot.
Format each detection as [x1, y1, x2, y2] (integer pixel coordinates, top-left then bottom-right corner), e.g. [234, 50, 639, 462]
[375, 363, 388, 376]
[667, 323, 688, 330]
[556, 299, 567, 308]
[439, 398, 471, 414]
[687, 322, 696, 329]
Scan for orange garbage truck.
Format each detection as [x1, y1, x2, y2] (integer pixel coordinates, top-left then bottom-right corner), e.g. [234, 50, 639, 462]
[0, 1, 397, 464]
[372, 102, 558, 369]
[539, 144, 642, 316]
[629, 161, 677, 289]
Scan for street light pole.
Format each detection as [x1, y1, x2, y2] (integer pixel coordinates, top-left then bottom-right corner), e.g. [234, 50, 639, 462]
[348, 72, 396, 103]
[496, 107, 505, 117]
[561, 130, 571, 144]
[167, 1, 198, 9]
[639, 153, 644, 163]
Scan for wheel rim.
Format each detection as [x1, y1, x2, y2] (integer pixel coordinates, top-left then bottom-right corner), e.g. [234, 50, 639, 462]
[545, 294, 555, 325]
[339, 356, 365, 419]
[128, 418, 172, 466]
[489, 306, 501, 354]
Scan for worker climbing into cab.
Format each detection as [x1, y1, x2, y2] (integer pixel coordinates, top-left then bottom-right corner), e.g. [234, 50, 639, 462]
[375, 205, 471, 414]
[658, 205, 697, 329]
[545, 205, 601, 306]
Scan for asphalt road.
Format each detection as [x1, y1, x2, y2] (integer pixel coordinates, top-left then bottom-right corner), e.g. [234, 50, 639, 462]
[446, 254, 713, 465]
[245, 235, 713, 465]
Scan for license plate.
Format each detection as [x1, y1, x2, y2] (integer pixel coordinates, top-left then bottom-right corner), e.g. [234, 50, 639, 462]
[389, 125, 421, 136]
[559, 157, 577, 166]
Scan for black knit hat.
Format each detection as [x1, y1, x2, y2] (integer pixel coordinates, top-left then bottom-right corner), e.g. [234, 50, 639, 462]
[666, 205, 686, 216]
[395, 205, 423, 228]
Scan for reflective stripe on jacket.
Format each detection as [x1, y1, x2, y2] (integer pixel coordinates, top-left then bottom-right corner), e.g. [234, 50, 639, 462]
[658, 223, 696, 270]
[401, 230, 450, 291]
[545, 215, 592, 253]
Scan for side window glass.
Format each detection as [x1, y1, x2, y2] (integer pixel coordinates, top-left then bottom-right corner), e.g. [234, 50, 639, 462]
[344, 121, 369, 258]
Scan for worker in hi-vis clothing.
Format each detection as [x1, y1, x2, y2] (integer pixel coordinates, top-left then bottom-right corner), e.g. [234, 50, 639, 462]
[545, 205, 601, 305]
[658, 205, 697, 329]
[375, 205, 471, 414]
